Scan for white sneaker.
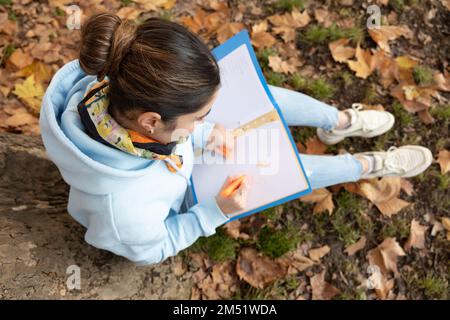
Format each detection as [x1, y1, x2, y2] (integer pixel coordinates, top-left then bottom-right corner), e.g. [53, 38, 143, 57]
[317, 103, 395, 145]
[355, 145, 433, 179]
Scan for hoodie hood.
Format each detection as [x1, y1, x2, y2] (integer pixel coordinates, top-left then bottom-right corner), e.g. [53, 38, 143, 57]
[39, 60, 191, 194]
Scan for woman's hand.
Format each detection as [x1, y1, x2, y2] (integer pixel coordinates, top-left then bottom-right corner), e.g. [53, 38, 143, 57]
[215, 175, 250, 214]
[205, 123, 235, 159]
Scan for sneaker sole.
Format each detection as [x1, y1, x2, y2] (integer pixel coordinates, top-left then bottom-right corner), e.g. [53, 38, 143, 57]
[317, 112, 395, 145]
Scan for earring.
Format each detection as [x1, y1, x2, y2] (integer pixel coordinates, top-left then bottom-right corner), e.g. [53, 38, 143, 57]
[149, 129, 154, 134]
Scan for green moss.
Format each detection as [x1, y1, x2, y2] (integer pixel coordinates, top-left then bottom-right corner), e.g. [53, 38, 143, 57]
[438, 173, 450, 190]
[231, 283, 268, 300]
[120, 0, 134, 6]
[300, 23, 365, 45]
[416, 273, 448, 299]
[260, 206, 282, 221]
[273, 0, 304, 11]
[391, 101, 414, 127]
[309, 78, 336, 100]
[292, 126, 317, 144]
[364, 84, 379, 104]
[431, 104, 450, 121]
[390, 0, 405, 10]
[340, 71, 356, 88]
[256, 225, 301, 258]
[160, 10, 172, 21]
[380, 216, 411, 240]
[190, 229, 238, 262]
[0, 0, 12, 6]
[336, 288, 367, 300]
[374, 129, 396, 151]
[413, 65, 434, 86]
[331, 192, 364, 246]
[290, 73, 336, 100]
[54, 6, 65, 16]
[266, 70, 287, 87]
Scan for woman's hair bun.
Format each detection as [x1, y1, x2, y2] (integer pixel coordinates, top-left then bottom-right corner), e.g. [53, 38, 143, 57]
[79, 12, 137, 81]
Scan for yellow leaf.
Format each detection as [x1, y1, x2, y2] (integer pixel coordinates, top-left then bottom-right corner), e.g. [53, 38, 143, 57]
[12, 75, 44, 113]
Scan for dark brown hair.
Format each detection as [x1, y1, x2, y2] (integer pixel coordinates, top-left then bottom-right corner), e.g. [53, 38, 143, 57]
[79, 13, 220, 125]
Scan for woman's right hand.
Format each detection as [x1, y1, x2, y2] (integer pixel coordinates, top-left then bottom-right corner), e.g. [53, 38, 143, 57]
[215, 175, 250, 214]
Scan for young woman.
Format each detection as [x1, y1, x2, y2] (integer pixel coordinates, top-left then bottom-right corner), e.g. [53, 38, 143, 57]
[40, 13, 432, 265]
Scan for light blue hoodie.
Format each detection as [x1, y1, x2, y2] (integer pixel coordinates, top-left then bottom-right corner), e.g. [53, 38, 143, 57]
[39, 60, 231, 266]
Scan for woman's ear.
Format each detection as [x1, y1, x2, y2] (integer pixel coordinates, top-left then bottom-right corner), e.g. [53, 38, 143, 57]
[137, 111, 162, 132]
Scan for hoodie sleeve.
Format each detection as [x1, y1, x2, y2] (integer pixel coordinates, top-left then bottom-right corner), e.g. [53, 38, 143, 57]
[82, 192, 231, 266]
[133, 197, 230, 266]
[191, 121, 216, 149]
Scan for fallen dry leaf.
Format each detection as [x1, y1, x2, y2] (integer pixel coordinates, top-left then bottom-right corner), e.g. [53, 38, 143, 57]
[368, 25, 413, 54]
[236, 247, 287, 289]
[300, 188, 334, 215]
[216, 22, 245, 43]
[367, 237, 406, 277]
[308, 245, 330, 262]
[277, 247, 315, 275]
[12, 75, 44, 113]
[345, 236, 367, 256]
[310, 270, 341, 300]
[197, 261, 239, 300]
[436, 149, 450, 174]
[358, 177, 410, 217]
[251, 21, 277, 49]
[268, 55, 298, 74]
[7, 48, 34, 70]
[329, 38, 355, 63]
[347, 44, 373, 79]
[404, 219, 428, 251]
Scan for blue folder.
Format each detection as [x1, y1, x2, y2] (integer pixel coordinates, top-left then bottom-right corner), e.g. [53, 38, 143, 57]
[189, 30, 312, 222]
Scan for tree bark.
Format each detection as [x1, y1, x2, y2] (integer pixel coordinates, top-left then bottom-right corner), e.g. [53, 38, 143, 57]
[0, 132, 193, 299]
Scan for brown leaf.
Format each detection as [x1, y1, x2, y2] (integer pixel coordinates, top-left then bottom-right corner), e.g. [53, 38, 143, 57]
[366, 237, 406, 277]
[345, 236, 367, 256]
[329, 38, 355, 63]
[236, 247, 287, 289]
[304, 136, 327, 155]
[268, 8, 309, 43]
[404, 219, 428, 251]
[308, 245, 330, 262]
[347, 44, 373, 79]
[268, 55, 297, 74]
[251, 30, 277, 49]
[358, 177, 410, 216]
[216, 22, 245, 43]
[374, 276, 395, 300]
[197, 261, 239, 300]
[276, 248, 315, 274]
[310, 270, 341, 300]
[368, 25, 413, 54]
[300, 188, 334, 215]
[7, 49, 34, 70]
[436, 149, 450, 174]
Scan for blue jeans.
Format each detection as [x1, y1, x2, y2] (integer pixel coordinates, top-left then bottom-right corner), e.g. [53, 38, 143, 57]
[268, 85, 363, 190]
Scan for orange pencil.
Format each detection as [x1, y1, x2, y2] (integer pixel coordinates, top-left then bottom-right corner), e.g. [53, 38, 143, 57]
[220, 175, 246, 197]
[221, 146, 228, 158]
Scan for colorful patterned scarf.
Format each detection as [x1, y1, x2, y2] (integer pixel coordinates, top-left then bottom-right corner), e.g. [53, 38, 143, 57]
[77, 80, 184, 173]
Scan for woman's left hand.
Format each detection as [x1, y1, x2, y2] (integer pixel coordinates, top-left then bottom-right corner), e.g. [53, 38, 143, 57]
[205, 123, 235, 159]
